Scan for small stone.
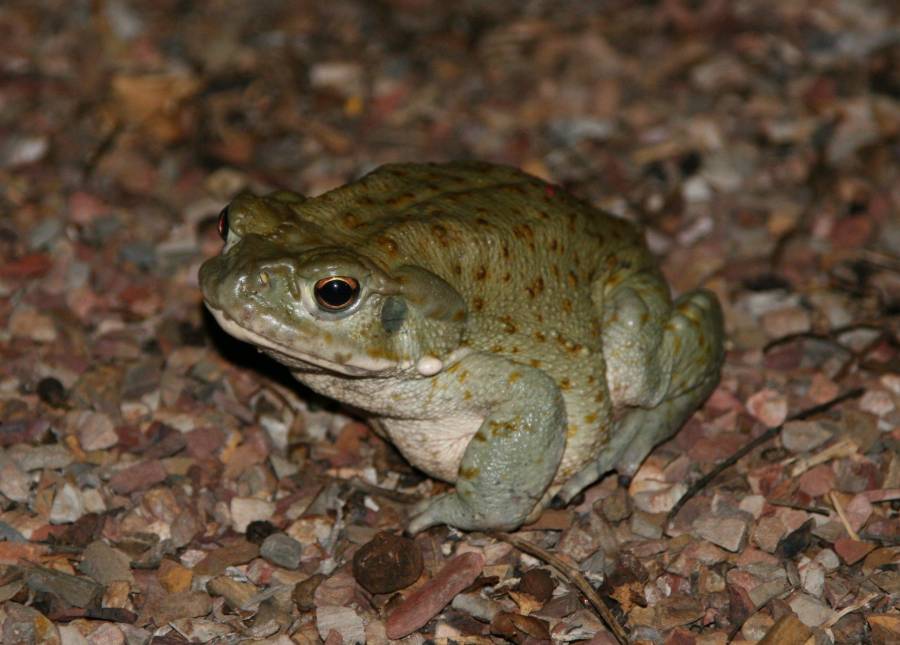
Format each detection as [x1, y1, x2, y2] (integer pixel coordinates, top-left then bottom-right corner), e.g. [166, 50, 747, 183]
[758, 613, 812, 644]
[0, 461, 30, 503]
[385, 551, 484, 639]
[741, 611, 775, 641]
[158, 559, 193, 593]
[516, 568, 555, 603]
[9, 305, 57, 342]
[108, 460, 167, 494]
[78, 540, 134, 585]
[352, 531, 423, 594]
[694, 516, 748, 552]
[316, 606, 366, 645]
[230, 497, 275, 534]
[2, 602, 60, 645]
[14, 444, 73, 471]
[746, 389, 788, 427]
[36, 377, 67, 408]
[293, 574, 326, 611]
[813, 548, 840, 571]
[789, 592, 831, 627]
[84, 624, 124, 645]
[207, 575, 259, 610]
[599, 487, 632, 522]
[71, 411, 118, 451]
[834, 537, 875, 565]
[141, 591, 212, 624]
[800, 561, 825, 597]
[859, 389, 895, 416]
[753, 516, 786, 554]
[781, 420, 832, 453]
[260, 533, 302, 570]
[867, 615, 900, 644]
[761, 306, 811, 338]
[50, 483, 85, 524]
[748, 577, 790, 607]
[193, 540, 259, 576]
[630, 509, 665, 539]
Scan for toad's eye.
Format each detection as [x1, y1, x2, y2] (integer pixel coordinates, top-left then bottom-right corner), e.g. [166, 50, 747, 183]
[314, 277, 360, 311]
[217, 206, 229, 240]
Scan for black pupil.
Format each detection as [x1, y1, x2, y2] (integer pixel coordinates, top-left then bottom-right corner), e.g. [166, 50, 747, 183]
[317, 279, 356, 309]
[217, 207, 229, 240]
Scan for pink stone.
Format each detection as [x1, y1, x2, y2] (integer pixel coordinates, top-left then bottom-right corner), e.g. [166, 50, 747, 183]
[385, 552, 484, 639]
[746, 389, 788, 427]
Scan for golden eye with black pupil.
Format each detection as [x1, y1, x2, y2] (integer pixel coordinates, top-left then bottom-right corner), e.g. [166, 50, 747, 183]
[217, 206, 229, 240]
[314, 277, 360, 311]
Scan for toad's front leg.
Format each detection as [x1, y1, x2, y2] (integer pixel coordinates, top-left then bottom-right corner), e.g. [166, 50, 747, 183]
[407, 355, 566, 533]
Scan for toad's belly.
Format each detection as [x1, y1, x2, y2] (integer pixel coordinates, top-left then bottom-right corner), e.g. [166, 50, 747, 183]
[377, 414, 484, 483]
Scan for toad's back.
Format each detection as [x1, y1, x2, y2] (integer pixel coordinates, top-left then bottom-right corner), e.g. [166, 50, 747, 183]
[299, 161, 659, 357]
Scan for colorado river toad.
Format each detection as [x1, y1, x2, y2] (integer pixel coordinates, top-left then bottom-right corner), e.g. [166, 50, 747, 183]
[200, 161, 724, 532]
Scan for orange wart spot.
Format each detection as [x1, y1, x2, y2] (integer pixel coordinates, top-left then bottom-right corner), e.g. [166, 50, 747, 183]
[559, 378, 572, 390]
[529, 358, 542, 368]
[490, 344, 504, 353]
[594, 391, 605, 402]
[534, 331, 546, 342]
[457, 370, 469, 383]
[673, 335, 682, 353]
[508, 371, 521, 383]
[473, 296, 484, 311]
[453, 263, 462, 275]
[431, 224, 449, 243]
[567, 271, 578, 288]
[341, 212, 358, 227]
[640, 312, 650, 325]
[584, 413, 598, 424]
[475, 266, 487, 280]
[452, 309, 466, 322]
[566, 424, 580, 438]
[503, 272, 511, 282]
[463, 390, 472, 400]
[376, 236, 399, 255]
[473, 430, 487, 442]
[502, 244, 510, 259]
[476, 217, 490, 226]
[489, 420, 517, 437]
[500, 316, 517, 334]
[458, 466, 480, 480]
[562, 298, 573, 314]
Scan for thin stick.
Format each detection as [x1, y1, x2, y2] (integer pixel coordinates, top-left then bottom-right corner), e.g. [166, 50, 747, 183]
[828, 491, 860, 541]
[667, 388, 864, 524]
[492, 532, 628, 645]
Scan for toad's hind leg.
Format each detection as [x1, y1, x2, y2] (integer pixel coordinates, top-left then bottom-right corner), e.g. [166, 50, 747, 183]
[555, 285, 724, 505]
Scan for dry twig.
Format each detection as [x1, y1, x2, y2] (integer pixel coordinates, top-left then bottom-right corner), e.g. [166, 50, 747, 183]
[491, 532, 628, 645]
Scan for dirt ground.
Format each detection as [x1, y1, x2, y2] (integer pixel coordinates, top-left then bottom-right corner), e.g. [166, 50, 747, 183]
[0, 1, 898, 643]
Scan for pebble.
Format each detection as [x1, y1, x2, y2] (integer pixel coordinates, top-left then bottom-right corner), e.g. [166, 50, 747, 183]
[859, 389, 895, 416]
[36, 377, 67, 408]
[800, 560, 825, 597]
[230, 497, 276, 534]
[260, 532, 302, 570]
[693, 516, 748, 552]
[752, 516, 786, 554]
[108, 460, 167, 494]
[789, 592, 832, 627]
[0, 461, 31, 503]
[834, 537, 875, 565]
[70, 410, 118, 451]
[813, 548, 840, 571]
[746, 389, 788, 427]
[78, 540, 134, 585]
[599, 486, 632, 522]
[385, 551, 484, 639]
[316, 606, 366, 645]
[781, 420, 832, 453]
[352, 531, 422, 594]
[50, 482, 85, 524]
[761, 306, 811, 338]
[9, 305, 57, 342]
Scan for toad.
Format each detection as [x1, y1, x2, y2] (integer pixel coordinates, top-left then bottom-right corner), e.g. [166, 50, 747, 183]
[199, 161, 724, 532]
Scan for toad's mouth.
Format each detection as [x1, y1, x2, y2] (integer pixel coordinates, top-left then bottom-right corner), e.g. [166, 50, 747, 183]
[204, 304, 403, 377]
